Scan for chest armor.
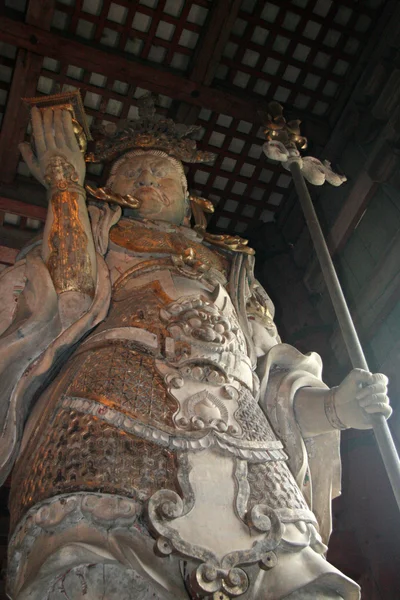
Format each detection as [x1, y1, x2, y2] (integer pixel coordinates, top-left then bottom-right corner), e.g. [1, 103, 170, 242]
[10, 223, 314, 583]
[110, 217, 230, 276]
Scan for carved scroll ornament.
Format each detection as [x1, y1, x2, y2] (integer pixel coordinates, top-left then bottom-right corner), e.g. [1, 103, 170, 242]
[147, 455, 283, 598]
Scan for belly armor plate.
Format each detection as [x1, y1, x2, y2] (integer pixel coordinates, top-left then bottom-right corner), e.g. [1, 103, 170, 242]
[10, 268, 316, 598]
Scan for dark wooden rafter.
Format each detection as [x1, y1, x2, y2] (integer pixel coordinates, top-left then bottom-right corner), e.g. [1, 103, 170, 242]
[193, 0, 243, 87]
[0, 16, 267, 122]
[0, 195, 45, 254]
[175, 0, 243, 124]
[0, 0, 55, 184]
[0, 196, 46, 221]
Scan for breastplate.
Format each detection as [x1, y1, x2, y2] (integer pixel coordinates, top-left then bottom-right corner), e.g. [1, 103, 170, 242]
[110, 217, 229, 276]
[10, 234, 315, 595]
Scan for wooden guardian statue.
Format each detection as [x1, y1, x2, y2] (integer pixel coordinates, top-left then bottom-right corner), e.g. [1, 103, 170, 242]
[0, 92, 391, 600]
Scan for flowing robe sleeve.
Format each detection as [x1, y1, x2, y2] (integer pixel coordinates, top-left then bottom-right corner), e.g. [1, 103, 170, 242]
[258, 345, 341, 544]
[0, 203, 120, 485]
[233, 253, 341, 544]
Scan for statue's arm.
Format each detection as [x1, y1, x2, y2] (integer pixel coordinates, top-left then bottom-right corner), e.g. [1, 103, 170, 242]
[19, 107, 96, 320]
[294, 369, 392, 437]
[245, 271, 391, 436]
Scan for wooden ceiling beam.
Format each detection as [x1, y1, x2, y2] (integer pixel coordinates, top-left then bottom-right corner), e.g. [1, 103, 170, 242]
[191, 0, 243, 87]
[25, 0, 54, 25]
[0, 51, 44, 184]
[0, 1, 55, 185]
[0, 193, 45, 252]
[0, 196, 46, 221]
[176, 0, 242, 125]
[0, 15, 267, 123]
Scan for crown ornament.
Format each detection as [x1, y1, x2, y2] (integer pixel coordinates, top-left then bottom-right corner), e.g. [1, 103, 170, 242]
[259, 101, 307, 151]
[86, 93, 215, 164]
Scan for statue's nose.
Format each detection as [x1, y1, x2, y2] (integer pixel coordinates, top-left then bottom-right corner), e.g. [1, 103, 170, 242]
[137, 170, 157, 187]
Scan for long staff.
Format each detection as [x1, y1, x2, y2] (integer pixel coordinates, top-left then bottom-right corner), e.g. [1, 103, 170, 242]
[262, 103, 400, 510]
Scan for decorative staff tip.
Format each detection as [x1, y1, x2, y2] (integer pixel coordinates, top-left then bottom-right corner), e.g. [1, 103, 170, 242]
[259, 102, 347, 187]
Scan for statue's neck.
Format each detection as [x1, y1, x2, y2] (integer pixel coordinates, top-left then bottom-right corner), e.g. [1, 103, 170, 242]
[120, 215, 202, 241]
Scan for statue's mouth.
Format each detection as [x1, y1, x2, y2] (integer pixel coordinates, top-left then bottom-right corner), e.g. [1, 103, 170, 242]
[133, 186, 171, 207]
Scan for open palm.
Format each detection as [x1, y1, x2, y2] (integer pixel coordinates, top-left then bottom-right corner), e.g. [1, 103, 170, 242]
[19, 107, 85, 189]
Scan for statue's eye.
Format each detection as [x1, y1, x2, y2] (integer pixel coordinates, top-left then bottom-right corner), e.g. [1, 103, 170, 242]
[124, 169, 139, 178]
[152, 169, 167, 177]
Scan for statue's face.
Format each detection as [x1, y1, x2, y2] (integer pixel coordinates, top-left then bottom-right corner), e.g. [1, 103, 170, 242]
[110, 154, 186, 225]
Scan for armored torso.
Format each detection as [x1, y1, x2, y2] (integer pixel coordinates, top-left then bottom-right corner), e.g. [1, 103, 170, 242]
[10, 218, 318, 598]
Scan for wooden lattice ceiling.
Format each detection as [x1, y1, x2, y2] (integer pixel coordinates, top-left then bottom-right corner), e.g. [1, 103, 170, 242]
[0, 0, 388, 248]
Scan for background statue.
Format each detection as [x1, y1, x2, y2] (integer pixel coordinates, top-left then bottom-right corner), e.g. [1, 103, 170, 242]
[0, 97, 391, 600]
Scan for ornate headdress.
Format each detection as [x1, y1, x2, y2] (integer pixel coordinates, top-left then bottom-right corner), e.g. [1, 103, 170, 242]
[86, 94, 214, 164]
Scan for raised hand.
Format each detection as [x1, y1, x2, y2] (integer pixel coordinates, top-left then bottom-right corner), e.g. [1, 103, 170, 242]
[334, 368, 392, 430]
[19, 107, 86, 190]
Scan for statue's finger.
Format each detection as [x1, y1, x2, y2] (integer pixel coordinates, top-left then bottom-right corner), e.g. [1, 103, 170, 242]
[363, 402, 392, 418]
[19, 142, 35, 168]
[356, 382, 387, 400]
[19, 142, 43, 183]
[31, 107, 46, 155]
[371, 372, 389, 386]
[62, 110, 79, 152]
[351, 368, 375, 386]
[43, 108, 56, 150]
[54, 109, 65, 149]
[359, 392, 388, 407]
